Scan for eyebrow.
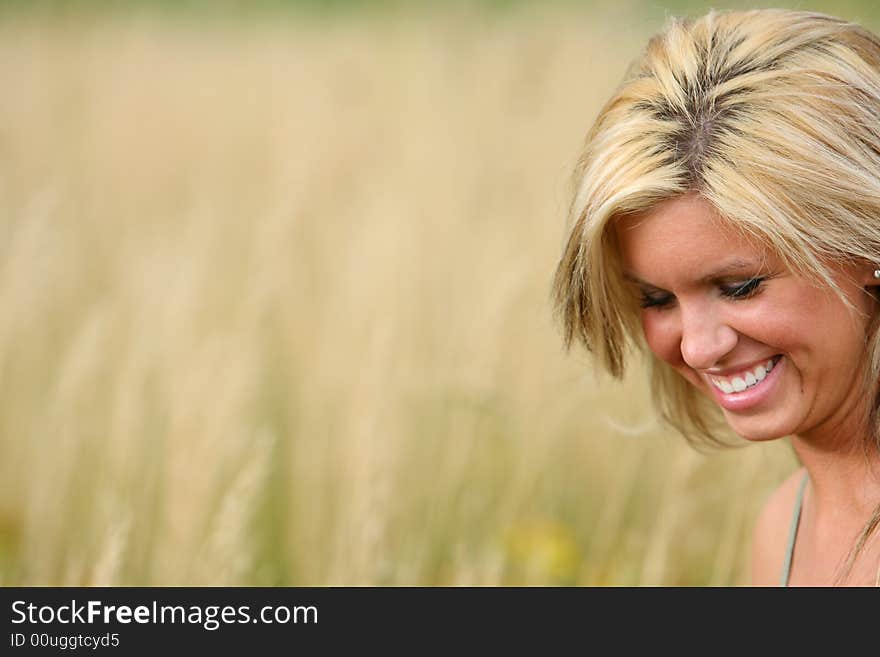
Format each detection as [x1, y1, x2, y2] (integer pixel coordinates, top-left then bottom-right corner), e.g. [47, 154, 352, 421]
[622, 258, 764, 288]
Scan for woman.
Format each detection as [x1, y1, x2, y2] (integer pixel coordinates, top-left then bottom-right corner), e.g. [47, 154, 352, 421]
[553, 8, 880, 585]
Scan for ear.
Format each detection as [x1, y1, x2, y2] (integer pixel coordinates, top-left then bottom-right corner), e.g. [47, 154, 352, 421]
[862, 265, 880, 302]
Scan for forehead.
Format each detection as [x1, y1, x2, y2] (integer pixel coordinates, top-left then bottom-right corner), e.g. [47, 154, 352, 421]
[613, 195, 773, 283]
[616, 195, 746, 253]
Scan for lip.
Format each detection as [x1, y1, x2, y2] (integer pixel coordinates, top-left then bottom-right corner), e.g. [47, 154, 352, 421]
[704, 356, 778, 379]
[704, 355, 785, 412]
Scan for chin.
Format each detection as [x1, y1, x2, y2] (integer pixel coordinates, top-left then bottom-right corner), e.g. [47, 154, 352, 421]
[722, 413, 793, 442]
[732, 429, 784, 443]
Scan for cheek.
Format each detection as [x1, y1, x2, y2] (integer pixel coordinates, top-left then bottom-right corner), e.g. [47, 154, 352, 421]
[640, 312, 682, 366]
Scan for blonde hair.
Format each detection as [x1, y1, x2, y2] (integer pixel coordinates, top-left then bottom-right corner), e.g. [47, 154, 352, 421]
[554, 8, 880, 450]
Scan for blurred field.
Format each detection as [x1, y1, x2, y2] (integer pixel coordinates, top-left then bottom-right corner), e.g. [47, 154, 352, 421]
[0, 4, 801, 586]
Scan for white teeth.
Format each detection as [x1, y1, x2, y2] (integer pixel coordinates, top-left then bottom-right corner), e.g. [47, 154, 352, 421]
[709, 357, 779, 395]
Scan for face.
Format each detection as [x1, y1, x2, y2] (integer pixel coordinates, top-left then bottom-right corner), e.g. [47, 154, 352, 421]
[615, 194, 879, 443]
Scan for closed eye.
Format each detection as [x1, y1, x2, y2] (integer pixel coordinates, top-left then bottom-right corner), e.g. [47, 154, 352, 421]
[721, 277, 765, 299]
[639, 291, 674, 309]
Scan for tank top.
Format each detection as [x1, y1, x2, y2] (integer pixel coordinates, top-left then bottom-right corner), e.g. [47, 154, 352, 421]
[780, 473, 809, 587]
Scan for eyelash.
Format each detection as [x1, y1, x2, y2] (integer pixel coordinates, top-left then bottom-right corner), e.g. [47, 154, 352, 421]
[639, 277, 766, 309]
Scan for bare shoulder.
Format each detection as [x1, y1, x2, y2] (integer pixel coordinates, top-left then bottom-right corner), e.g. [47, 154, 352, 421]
[750, 467, 806, 587]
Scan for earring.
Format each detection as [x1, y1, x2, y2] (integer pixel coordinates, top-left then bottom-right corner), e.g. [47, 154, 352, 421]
[874, 270, 880, 279]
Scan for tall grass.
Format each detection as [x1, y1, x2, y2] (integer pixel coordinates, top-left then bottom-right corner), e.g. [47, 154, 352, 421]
[0, 7, 796, 586]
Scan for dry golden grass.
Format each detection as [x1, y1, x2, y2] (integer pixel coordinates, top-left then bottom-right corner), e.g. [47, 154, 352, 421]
[0, 7, 796, 586]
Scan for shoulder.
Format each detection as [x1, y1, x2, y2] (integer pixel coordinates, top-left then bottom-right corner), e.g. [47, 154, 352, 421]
[750, 467, 806, 587]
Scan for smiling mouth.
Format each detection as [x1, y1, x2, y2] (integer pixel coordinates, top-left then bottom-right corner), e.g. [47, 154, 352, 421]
[707, 355, 783, 394]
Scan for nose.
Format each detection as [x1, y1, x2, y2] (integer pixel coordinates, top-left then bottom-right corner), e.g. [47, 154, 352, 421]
[678, 304, 738, 370]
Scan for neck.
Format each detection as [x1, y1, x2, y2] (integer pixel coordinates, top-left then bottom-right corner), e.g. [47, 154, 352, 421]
[791, 386, 880, 523]
[789, 419, 880, 584]
[790, 406, 880, 526]
[792, 438, 880, 516]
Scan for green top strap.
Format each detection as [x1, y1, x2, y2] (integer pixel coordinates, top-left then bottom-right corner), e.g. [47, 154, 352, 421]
[780, 472, 809, 587]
